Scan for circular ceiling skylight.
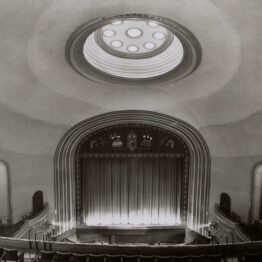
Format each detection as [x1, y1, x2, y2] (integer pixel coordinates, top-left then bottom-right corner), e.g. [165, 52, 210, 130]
[94, 19, 173, 58]
[66, 14, 202, 83]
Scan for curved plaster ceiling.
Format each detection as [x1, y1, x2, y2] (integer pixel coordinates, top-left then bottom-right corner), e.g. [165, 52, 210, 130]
[0, 0, 262, 157]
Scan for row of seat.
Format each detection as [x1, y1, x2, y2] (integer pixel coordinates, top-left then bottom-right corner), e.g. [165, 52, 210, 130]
[34, 249, 262, 262]
[35, 251, 224, 262]
[1, 248, 262, 262]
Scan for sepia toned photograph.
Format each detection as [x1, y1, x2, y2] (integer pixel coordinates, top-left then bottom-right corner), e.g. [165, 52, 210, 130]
[0, 0, 261, 261]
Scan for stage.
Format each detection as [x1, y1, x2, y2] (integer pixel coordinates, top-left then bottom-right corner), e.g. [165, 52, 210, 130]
[60, 225, 186, 245]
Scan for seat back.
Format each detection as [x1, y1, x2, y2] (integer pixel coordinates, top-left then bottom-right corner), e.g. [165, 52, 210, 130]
[4, 249, 18, 261]
[205, 254, 222, 262]
[244, 252, 262, 262]
[55, 252, 72, 262]
[72, 253, 88, 262]
[155, 256, 173, 262]
[139, 256, 155, 262]
[173, 256, 190, 262]
[0, 248, 5, 259]
[189, 255, 206, 262]
[104, 255, 121, 262]
[89, 254, 105, 262]
[122, 255, 139, 262]
[39, 251, 56, 261]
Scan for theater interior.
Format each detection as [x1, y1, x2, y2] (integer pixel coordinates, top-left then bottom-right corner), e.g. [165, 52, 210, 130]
[0, 0, 262, 261]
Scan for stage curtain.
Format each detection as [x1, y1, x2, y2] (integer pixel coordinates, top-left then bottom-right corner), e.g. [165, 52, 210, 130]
[82, 157, 183, 225]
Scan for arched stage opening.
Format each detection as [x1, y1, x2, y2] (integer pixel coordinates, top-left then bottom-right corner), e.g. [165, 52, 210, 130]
[54, 111, 211, 241]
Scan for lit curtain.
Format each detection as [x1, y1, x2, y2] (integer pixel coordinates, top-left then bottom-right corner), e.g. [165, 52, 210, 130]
[82, 157, 183, 225]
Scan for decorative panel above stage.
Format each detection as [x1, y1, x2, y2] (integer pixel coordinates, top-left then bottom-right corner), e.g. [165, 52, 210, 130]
[78, 124, 187, 155]
[76, 124, 189, 226]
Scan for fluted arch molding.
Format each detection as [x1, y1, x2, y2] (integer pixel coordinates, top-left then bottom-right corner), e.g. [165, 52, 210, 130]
[54, 110, 211, 235]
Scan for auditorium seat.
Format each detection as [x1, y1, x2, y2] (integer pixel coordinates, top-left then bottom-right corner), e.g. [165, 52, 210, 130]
[2, 248, 24, 262]
[155, 256, 173, 262]
[54, 252, 72, 262]
[89, 254, 105, 262]
[0, 248, 5, 260]
[122, 255, 139, 262]
[71, 253, 89, 262]
[36, 251, 56, 262]
[138, 255, 155, 262]
[239, 252, 262, 262]
[189, 255, 206, 261]
[205, 254, 223, 262]
[173, 256, 189, 262]
[104, 254, 122, 262]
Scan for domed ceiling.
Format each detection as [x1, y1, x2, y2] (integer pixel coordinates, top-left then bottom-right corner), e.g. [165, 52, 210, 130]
[0, 0, 262, 158]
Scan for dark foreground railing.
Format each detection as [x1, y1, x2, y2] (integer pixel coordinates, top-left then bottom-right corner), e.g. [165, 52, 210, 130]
[0, 237, 262, 257]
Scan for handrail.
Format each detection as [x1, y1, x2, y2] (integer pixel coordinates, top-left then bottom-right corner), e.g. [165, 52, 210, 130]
[214, 229, 235, 244]
[0, 236, 262, 256]
[28, 225, 48, 260]
[34, 230, 46, 258]
[214, 204, 252, 242]
[12, 203, 49, 239]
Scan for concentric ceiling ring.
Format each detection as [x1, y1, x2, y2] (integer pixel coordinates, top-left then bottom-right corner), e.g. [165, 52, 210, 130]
[66, 14, 202, 84]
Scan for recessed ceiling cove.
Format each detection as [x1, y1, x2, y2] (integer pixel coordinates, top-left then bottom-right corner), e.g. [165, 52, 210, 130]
[21, 0, 242, 120]
[66, 14, 202, 83]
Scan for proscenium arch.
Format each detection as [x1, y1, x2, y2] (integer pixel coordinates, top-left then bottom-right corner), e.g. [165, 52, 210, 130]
[54, 111, 211, 235]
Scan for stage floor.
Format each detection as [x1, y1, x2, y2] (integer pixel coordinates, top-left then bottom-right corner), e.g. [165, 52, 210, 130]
[63, 225, 186, 245]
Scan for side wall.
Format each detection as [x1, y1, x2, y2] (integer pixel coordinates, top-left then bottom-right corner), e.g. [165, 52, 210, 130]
[0, 116, 259, 226]
[210, 155, 262, 223]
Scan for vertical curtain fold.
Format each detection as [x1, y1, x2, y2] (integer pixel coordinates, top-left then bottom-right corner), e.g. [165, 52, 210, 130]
[82, 157, 183, 225]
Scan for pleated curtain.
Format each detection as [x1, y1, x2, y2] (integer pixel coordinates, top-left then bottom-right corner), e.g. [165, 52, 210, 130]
[82, 157, 183, 225]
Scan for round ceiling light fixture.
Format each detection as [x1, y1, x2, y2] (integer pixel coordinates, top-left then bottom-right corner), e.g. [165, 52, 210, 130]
[66, 14, 202, 84]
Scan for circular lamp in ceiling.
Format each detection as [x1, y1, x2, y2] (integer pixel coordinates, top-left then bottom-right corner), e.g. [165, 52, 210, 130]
[66, 14, 202, 84]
